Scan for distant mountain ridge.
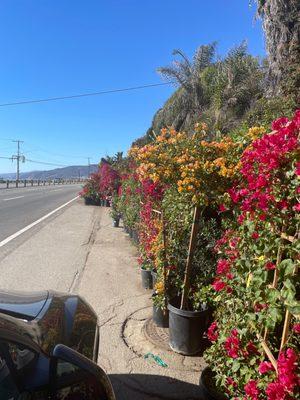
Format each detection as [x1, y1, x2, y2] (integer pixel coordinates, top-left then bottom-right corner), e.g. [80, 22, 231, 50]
[0, 164, 98, 180]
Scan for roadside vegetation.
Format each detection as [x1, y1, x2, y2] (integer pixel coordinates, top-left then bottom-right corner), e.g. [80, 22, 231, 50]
[80, 2, 299, 399]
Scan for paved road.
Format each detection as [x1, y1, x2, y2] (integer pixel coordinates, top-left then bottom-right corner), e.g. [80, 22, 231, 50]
[0, 184, 82, 242]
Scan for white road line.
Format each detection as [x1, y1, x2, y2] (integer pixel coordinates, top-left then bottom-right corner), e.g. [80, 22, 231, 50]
[3, 196, 25, 201]
[0, 196, 79, 248]
[50, 189, 63, 192]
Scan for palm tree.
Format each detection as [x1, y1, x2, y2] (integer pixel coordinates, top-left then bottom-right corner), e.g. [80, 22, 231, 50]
[157, 43, 216, 130]
[256, 0, 300, 104]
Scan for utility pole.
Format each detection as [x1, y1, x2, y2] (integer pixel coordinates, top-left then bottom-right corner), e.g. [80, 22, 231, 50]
[87, 157, 91, 178]
[12, 140, 24, 182]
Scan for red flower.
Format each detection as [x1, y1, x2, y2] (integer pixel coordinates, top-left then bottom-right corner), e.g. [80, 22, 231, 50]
[265, 261, 276, 270]
[224, 330, 241, 359]
[295, 162, 300, 176]
[219, 204, 227, 212]
[259, 361, 274, 374]
[216, 259, 230, 275]
[245, 341, 258, 356]
[212, 278, 226, 292]
[277, 348, 298, 392]
[254, 303, 268, 312]
[266, 382, 286, 400]
[272, 116, 289, 130]
[226, 377, 237, 388]
[207, 322, 218, 342]
[251, 232, 259, 240]
[244, 380, 260, 400]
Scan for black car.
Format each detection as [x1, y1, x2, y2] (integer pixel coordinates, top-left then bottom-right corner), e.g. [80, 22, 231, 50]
[0, 290, 115, 399]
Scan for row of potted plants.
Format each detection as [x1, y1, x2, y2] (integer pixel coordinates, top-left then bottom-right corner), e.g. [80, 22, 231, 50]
[81, 111, 299, 399]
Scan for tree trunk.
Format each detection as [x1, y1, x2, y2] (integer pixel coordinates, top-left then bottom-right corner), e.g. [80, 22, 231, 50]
[259, 0, 300, 105]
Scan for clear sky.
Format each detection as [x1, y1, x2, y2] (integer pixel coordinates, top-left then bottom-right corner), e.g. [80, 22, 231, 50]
[0, 0, 265, 174]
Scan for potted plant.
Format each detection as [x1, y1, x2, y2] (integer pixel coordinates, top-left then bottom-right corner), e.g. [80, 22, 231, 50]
[79, 180, 99, 205]
[110, 195, 121, 227]
[152, 278, 169, 328]
[140, 261, 153, 290]
[202, 113, 300, 400]
[199, 367, 226, 400]
[162, 191, 219, 355]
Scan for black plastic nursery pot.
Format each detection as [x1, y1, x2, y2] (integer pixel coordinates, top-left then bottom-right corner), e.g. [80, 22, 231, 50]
[113, 218, 120, 228]
[168, 298, 211, 355]
[105, 199, 110, 207]
[84, 197, 93, 205]
[141, 268, 153, 289]
[199, 367, 226, 400]
[151, 269, 157, 286]
[153, 305, 169, 328]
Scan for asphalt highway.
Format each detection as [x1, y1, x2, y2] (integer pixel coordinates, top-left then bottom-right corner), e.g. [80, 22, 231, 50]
[0, 184, 82, 243]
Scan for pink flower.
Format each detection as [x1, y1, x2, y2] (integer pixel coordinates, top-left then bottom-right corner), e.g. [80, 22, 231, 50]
[277, 200, 288, 210]
[254, 303, 268, 312]
[216, 259, 230, 275]
[271, 116, 289, 130]
[207, 322, 218, 342]
[237, 213, 246, 224]
[277, 348, 298, 392]
[265, 261, 276, 270]
[219, 204, 227, 212]
[212, 278, 226, 292]
[259, 361, 274, 374]
[293, 203, 300, 212]
[251, 232, 259, 240]
[226, 377, 237, 387]
[244, 380, 260, 400]
[224, 330, 240, 359]
[266, 382, 286, 400]
[292, 323, 300, 334]
[246, 341, 258, 356]
[295, 161, 300, 176]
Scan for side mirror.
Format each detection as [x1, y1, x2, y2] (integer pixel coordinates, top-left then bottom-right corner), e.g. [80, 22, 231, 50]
[50, 344, 115, 400]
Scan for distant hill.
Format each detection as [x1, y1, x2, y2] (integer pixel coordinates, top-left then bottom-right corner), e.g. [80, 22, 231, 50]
[0, 164, 98, 180]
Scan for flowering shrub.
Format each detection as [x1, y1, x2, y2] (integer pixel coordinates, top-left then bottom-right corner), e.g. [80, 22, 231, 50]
[117, 172, 141, 230]
[99, 161, 120, 196]
[130, 125, 242, 207]
[79, 171, 102, 203]
[204, 111, 300, 400]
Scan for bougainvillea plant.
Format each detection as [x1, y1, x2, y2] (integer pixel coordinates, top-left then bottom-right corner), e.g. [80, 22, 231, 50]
[98, 160, 120, 196]
[79, 171, 102, 203]
[204, 111, 300, 400]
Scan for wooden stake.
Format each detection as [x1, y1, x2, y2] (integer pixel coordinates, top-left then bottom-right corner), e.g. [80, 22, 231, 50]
[256, 332, 278, 374]
[161, 211, 168, 308]
[180, 206, 201, 310]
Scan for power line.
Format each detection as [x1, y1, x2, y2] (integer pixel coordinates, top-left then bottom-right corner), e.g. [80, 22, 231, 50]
[25, 158, 68, 167]
[0, 81, 174, 108]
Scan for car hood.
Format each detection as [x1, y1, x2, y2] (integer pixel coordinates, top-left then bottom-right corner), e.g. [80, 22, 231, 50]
[0, 290, 49, 320]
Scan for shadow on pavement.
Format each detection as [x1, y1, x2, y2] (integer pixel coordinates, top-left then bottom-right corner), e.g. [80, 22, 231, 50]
[109, 373, 204, 400]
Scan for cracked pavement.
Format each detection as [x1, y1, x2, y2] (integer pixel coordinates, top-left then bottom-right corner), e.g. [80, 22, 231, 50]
[78, 205, 206, 400]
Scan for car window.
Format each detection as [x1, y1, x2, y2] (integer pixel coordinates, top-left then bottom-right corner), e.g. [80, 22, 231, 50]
[7, 343, 36, 372]
[0, 348, 20, 399]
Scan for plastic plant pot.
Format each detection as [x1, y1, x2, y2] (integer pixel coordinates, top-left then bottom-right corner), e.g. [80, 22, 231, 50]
[141, 267, 153, 289]
[153, 305, 169, 328]
[199, 367, 226, 400]
[168, 298, 210, 355]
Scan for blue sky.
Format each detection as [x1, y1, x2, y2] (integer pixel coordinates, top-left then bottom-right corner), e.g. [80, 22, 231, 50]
[0, 0, 265, 174]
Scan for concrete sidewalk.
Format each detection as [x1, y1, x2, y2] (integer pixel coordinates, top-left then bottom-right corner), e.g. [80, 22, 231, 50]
[0, 198, 96, 292]
[78, 207, 206, 400]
